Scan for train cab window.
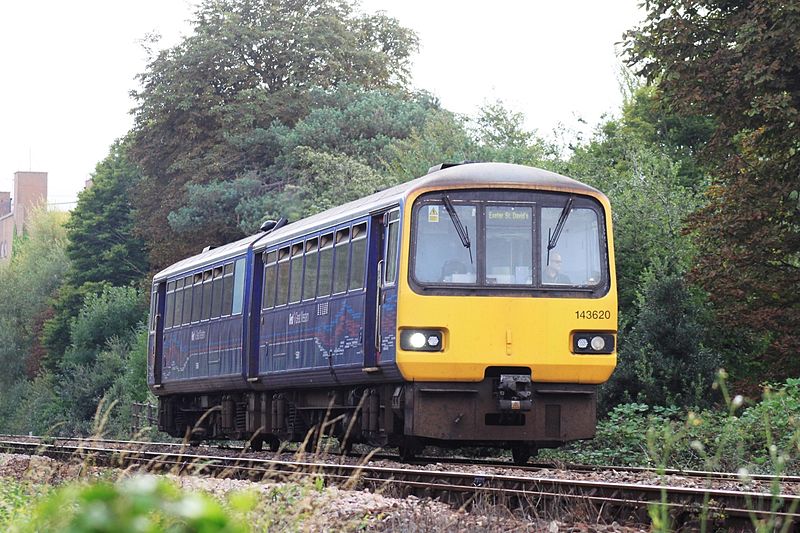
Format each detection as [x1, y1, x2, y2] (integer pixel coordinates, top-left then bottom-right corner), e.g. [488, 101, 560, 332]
[262, 251, 277, 309]
[191, 273, 203, 322]
[289, 243, 304, 304]
[317, 233, 334, 297]
[414, 202, 477, 284]
[275, 247, 291, 306]
[182, 276, 193, 324]
[485, 206, 533, 285]
[232, 258, 246, 314]
[540, 207, 602, 286]
[211, 267, 224, 318]
[303, 238, 319, 301]
[173, 278, 184, 327]
[165, 281, 176, 328]
[384, 210, 400, 285]
[333, 228, 350, 294]
[201, 270, 213, 320]
[349, 223, 367, 291]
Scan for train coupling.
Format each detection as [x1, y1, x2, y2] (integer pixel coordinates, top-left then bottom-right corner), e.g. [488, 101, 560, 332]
[497, 374, 533, 411]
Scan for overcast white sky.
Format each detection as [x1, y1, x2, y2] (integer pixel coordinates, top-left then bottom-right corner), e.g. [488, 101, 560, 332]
[0, 0, 642, 206]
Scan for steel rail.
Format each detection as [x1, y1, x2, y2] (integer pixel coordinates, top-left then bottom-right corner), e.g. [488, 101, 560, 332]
[3, 434, 798, 487]
[0, 438, 798, 525]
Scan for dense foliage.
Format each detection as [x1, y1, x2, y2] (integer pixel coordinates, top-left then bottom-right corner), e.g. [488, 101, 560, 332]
[0, 210, 69, 383]
[624, 0, 800, 383]
[130, 0, 420, 269]
[545, 378, 800, 476]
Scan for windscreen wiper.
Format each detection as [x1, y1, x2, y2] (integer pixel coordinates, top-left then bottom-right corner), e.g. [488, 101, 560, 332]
[441, 194, 473, 264]
[546, 195, 574, 265]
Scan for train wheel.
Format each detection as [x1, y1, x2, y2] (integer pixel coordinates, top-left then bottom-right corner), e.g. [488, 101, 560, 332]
[511, 443, 533, 465]
[248, 436, 264, 452]
[269, 436, 281, 452]
[398, 438, 421, 462]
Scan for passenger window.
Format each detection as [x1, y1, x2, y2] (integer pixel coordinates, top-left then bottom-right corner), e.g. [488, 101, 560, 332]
[276, 247, 290, 306]
[201, 270, 213, 320]
[384, 210, 400, 285]
[349, 223, 367, 291]
[221, 267, 234, 316]
[182, 276, 193, 324]
[317, 234, 334, 297]
[289, 243, 303, 304]
[333, 228, 350, 294]
[303, 239, 319, 301]
[262, 251, 277, 309]
[232, 258, 246, 314]
[173, 278, 184, 327]
[191, 273, 203, 322]
[165, 281, 176, 328]
[211, 267, 223, 318]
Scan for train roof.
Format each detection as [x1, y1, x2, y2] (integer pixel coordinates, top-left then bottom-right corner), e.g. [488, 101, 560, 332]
[154, 162, 600, 282]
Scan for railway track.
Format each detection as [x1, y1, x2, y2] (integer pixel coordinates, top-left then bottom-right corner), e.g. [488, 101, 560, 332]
[0, 435, 798, 527]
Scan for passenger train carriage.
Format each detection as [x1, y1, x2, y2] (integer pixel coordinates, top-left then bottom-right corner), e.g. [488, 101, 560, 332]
[148, 162, 617, 463]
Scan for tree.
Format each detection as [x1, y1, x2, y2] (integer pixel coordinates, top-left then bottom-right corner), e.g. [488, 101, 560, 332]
[566, 87, 707, 330]
[65, 140, 148, 287]
[42, 141, 148, 368]
[0, 209, 69, 383]
[166, 87, 437, 235]
[129, 0, 419, 269]
[625, 0, 800, 381]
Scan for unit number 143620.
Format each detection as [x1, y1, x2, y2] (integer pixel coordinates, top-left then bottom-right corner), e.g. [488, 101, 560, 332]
[575, 310, 611, 320]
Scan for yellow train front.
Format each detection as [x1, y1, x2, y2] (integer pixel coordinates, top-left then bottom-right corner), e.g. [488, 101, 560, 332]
[390, 163, 616, 462]
[148, 162, 616, 463]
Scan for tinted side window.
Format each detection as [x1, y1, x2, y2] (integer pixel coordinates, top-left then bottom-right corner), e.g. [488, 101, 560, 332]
[333, 228, 350, 294]
[317, 234, 334, 297]
[303, 239, 319, 300]
[173, 278, 184, 326]
[211, 267, 223, 318]
[263, 251, 277, 310]
[384, 210, 400, 284]
[276, 247, 290, 306]
[182, 276, 193, 325]
[232, 258, 246, 314]
[191, 274, 203, 322]
[201, 270, 213, 320]
[289, 244, 303, 304]
[349, 223, 367, 291]
[165, 281, 176, 328]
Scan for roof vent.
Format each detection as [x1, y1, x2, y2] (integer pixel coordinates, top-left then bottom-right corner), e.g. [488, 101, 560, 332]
[426, 161, 479, 174]
[202, 245, 215, 253]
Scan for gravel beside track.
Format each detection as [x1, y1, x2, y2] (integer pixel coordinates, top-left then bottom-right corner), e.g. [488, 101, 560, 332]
[1, 435, 798, 529]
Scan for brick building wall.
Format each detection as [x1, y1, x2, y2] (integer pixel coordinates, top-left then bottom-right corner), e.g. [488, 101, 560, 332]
[0, 172, 48, 261]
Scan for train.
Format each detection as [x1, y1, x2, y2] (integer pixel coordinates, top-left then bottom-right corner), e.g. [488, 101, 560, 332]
[147, 161, 617, 463]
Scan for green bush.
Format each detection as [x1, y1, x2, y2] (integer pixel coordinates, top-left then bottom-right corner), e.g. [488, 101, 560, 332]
[63, 286, 146, 368]
[550, 379, 800, 475]
[600, 272, 720, 412]
[0, 479, 49, 530]
[9, 476, 254, 533]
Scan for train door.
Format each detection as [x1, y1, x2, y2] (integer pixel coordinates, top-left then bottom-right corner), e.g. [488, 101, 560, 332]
[364, 208, 400, 369]
[148, 281, 166, 388]
[378, 209, 401, 364]
[362, 215, 382, 369]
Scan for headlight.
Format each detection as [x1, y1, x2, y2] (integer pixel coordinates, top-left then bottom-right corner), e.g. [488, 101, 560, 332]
[400, 329, 444, 352]
[572, 332, 615, 354]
